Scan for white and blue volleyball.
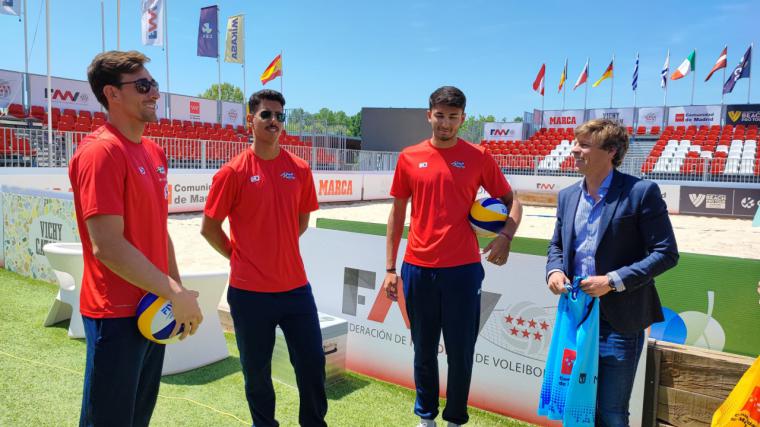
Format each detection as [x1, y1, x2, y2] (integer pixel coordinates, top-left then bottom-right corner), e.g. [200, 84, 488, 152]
[469, 197, 509, 238]
[136, 293, 184, 344]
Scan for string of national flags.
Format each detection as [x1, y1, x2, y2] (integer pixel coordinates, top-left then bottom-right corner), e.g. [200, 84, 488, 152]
[533, 45, 753, 108]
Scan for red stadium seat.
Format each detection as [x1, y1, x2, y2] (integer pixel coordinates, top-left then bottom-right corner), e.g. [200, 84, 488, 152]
[7, 103, 26, 118]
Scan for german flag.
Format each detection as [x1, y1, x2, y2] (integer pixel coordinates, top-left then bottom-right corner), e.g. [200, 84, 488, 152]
[592, 60, 614, 87]
[260, 54, 282, 85]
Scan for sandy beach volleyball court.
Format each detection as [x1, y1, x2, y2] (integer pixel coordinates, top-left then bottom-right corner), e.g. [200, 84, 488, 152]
[168, 201, 760, 273]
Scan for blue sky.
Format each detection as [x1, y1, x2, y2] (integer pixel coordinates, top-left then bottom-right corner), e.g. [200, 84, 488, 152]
[1, 0, 758, 119]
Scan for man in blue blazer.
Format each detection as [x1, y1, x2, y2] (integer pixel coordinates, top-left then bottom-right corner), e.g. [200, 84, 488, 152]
[546, 119, 679, 426]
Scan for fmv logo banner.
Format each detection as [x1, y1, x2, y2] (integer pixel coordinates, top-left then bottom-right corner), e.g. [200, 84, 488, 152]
[483, 122, 524, 141]
[29, 74, 101, 112]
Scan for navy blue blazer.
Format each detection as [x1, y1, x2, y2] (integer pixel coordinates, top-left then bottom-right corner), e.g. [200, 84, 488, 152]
[546, 169, 679, 334]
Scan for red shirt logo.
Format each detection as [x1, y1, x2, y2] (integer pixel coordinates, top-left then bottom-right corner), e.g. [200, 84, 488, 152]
[190, 101, 200, 115]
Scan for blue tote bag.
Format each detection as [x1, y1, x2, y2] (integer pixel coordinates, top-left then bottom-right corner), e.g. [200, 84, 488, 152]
[538, 276, 600, 426]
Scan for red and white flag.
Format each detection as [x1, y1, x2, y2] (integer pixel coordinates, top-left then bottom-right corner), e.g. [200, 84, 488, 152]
[532, 64, 546, 96]
[574, 59, 589, 90]
[705, 46, 727, 82]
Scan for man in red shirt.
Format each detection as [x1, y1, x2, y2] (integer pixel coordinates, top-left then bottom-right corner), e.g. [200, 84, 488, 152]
[383, 86, 523, 427]
[201, 89, 326, 427]
[69, 51, 202, 427]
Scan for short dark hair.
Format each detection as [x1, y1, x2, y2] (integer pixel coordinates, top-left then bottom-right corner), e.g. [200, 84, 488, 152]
[87, 50, 150, 110]
[428, 86, 466, 111]
[575, 118, 630, 167]
[248, 89, 286, 114]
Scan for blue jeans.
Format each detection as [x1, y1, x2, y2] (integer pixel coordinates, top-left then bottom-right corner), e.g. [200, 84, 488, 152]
[596, 317, 645, 427]
[401, 262, 485, 425]
[227, 284, 327, 427]
[80, 316, 165, 427]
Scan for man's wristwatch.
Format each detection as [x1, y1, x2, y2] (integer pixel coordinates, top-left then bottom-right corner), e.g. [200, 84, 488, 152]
[606, 274, 616, 292]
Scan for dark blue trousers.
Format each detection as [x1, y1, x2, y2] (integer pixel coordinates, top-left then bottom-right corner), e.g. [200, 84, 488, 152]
[401, 262, 485, 425]
[80, 316, 165, 427]
[227, 284, 327, 427]
[596, 317, 645, 427]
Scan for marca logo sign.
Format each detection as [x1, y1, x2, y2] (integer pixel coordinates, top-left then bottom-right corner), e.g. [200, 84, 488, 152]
[318, 179, 353, 196]
[549, 116, 576, 125]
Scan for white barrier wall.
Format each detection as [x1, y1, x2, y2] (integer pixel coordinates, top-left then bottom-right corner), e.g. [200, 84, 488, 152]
[0, 169, 686, 214]
[637, 107, 665, 129]
[0, 69, 24, 108]
[301, 228, 646, 426]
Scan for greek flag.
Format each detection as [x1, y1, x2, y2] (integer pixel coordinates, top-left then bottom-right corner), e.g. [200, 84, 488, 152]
[632, 53, 639, 91]
[661, 50, 670, 89]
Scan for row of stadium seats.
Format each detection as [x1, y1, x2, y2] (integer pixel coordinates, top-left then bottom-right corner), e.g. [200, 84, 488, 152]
[0, 128, 36, 166]
[643, 137, 759, 175]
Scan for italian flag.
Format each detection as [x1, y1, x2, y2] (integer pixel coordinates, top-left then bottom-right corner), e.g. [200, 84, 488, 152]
[671, 50, 695, 80]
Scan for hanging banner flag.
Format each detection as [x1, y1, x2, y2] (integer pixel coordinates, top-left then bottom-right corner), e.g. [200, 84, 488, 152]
[0, 0, 20, 16]
[197, 6, 218, 58]
[532, 64, 545, 96]
[592, 60, 613, 88]
[140, 0, 164, 46]
[574, 59, 588, 90]
[558, 59, 567, 93]
[260, 54, 283, 85]
[661, 50, 670, 89]
[724, 45, 752, 95]
[632, 53, 639, 91]
[224, 14, 244, 64]
[671, 50, 696, 80]
[705, 46, 727, 82]
[0, 69, 24, 108]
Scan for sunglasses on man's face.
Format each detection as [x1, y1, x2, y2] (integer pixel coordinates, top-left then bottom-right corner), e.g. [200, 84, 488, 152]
[115, 78, 159, 94]
[258, 110, 286, 123]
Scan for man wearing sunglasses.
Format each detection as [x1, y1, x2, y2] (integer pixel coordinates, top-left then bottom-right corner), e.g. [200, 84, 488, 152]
[69, 51, 203, 426]
[202, 89, 327, 427]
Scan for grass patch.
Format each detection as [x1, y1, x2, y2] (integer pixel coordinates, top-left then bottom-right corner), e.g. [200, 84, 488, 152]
[0, 269, 531, 426]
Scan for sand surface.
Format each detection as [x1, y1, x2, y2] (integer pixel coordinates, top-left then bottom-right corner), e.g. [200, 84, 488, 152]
[168, 201, 760, 272]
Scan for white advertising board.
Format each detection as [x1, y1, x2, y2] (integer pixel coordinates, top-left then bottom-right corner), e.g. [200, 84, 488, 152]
[221, 101, 244, 127]
[169, 94, 218, 123]
[587, 108, 635, 127]
[301, 228, 646, 426]
[637, 107, 665, 129]
[667, 105, 723, 126]
[0, 69, 24, 108]
[313, 172, 363, 202]
[483, 122, 525, 141]
[542, 110, 585, 129]
[29, 74, 101, 112]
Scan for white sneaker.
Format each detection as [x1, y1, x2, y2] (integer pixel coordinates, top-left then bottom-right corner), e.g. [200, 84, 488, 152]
[417, 419, 437, 427]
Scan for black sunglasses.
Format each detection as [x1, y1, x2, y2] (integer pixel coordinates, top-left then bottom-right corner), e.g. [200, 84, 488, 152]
[115, 78, 159, 94]
[258, 110, 286, 123]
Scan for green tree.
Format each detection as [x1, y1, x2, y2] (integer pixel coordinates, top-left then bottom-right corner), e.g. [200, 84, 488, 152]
[198, 83, 244, 103]
[513, 116, 523, 122]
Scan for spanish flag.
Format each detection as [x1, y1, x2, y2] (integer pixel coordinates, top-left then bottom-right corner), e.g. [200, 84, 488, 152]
[260, 54, 282, 85]
[592, 59, 614, 87]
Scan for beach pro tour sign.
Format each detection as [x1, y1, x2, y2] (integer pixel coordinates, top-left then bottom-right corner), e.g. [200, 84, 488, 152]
[541, 110, 586, 129]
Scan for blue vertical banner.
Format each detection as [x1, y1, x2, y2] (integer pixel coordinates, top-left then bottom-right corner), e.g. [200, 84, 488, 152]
[197, 6, 218, 58]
